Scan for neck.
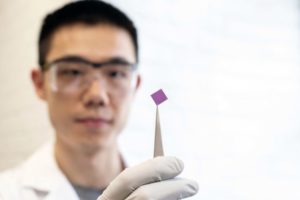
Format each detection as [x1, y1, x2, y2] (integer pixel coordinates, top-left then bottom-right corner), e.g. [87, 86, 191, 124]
[54, 139, 123, 189]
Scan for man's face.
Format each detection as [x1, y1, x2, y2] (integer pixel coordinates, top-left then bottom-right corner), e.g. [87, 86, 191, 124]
[32, 23, 140, 151]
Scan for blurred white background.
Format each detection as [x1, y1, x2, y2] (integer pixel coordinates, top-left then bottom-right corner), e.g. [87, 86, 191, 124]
[1, 0, 300, 199]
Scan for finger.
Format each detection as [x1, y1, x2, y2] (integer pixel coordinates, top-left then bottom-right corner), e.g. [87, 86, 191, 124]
[98, 156, 184, 200]
[125, 178, 199, 200]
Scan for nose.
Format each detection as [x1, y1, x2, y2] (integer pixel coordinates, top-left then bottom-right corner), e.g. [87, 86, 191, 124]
[82, 78, 110, 108]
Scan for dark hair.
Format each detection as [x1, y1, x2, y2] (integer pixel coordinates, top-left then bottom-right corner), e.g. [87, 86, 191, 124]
[38, 0, 138, 68]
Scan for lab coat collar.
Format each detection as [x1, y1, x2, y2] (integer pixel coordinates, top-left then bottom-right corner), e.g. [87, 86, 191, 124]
[18, 142, 137, 199]
[20, 142, 78, 199]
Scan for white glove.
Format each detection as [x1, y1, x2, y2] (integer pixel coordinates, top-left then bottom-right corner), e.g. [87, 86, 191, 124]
[97, 156, 199, 200]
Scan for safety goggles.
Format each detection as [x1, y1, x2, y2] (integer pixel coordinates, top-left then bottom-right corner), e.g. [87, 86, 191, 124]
[43, 56, 138, 95]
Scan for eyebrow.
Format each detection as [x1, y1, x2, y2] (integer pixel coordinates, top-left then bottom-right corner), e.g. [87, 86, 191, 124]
[44, 55, 137, 70]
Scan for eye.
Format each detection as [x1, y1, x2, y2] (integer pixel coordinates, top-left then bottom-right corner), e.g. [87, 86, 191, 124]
[65, 69, 82, 76]
[104, 65, 131, 79]
[59, 68, 85, 77]
[107, 70, 126, 78]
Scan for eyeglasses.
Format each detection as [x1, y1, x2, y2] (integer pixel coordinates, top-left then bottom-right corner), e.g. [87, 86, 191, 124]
[43, 56, 138, 94]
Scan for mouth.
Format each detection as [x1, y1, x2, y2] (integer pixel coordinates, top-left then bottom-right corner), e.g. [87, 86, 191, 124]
[74, 117, 113, 129]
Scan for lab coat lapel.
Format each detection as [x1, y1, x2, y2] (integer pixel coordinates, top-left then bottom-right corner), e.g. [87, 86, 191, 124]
[21, 143, 79, 200]
[43, 182, 79, 200]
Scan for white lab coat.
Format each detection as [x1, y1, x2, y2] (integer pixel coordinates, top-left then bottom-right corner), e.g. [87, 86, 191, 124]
[0, 141, 138, 200]
[0, 143, 80, 200]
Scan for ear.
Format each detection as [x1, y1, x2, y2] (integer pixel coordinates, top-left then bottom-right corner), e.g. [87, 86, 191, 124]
[31, 69, 47, 101]
[134, 74, 141, 92]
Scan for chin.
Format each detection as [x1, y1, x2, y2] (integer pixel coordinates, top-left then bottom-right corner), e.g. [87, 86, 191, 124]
[75, 129, 119, 151]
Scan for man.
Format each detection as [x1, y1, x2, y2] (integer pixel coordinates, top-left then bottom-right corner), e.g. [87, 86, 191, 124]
[0, 1, 198, 199]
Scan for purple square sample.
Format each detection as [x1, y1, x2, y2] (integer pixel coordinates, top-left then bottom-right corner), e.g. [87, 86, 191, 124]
[151, 89, 168, 105]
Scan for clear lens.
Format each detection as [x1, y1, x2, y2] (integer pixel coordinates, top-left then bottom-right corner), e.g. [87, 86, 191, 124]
[48, 61, 137, 94]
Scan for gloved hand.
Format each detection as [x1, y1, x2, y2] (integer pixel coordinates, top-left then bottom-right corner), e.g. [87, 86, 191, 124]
[97, 156, 199, 200]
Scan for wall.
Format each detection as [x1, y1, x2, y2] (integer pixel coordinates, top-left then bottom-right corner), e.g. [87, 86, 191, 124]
[0, 0, 69, 170]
